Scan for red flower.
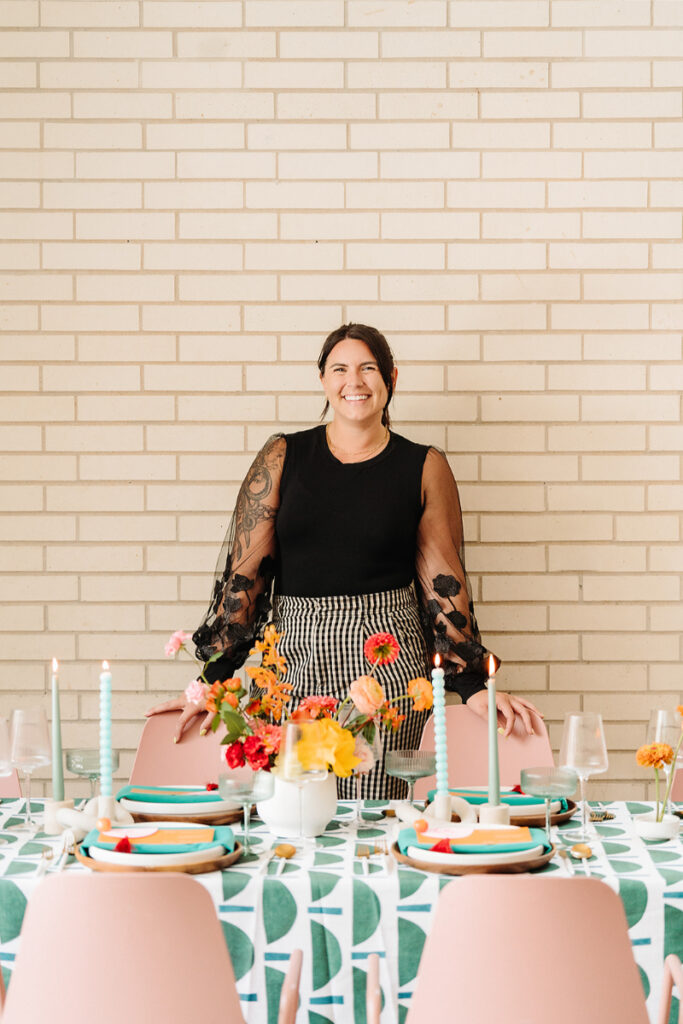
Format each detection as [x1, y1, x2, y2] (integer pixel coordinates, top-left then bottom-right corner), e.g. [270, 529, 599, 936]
[243, 735, 270, 771]
[114, 836, 133, 853]
[205, 782, 218, 791]
[363, 632, 400, 666]
[224, 741, 246, 768]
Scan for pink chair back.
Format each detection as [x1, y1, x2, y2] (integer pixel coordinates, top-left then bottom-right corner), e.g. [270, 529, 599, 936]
[671, 767, 683, 802]
[414, 704, 553, 799]
[405, 876, 650, 1024]
[0, 771, 21, 799]
[129, 709, 225, 785]
[1, 873, 246, 1024]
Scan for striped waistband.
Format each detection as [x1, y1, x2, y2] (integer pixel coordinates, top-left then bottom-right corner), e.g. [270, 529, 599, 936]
[273, 582, 418, 618]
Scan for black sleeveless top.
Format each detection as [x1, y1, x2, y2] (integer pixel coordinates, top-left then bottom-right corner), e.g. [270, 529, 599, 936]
[275, 426, 429, 597]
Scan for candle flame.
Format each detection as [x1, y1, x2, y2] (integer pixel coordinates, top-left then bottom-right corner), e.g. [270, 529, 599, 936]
[434, 653, 441, 668]
[486, 654, 497, 678]
[52, 657, 59, 672]
[102, 660, 109, 670]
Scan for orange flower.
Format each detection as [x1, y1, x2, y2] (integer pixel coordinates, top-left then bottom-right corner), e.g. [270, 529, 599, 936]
[205, 681, 223, 714]
[224, 692, 238, 709]
[363, 632, 400, 666]
[636, 742, 674, 770]
[379, 703, 405, 732]
[291, 695, 339, 722]
[224, 677, 242, 693]
[677, 705, 683, 718]
[408, 677, 433, 712]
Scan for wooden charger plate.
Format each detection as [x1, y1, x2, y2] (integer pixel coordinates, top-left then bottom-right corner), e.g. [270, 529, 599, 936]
[75, 842, 243, 875]
[390, 841, 555, 876]
[129, 806, 246, 826]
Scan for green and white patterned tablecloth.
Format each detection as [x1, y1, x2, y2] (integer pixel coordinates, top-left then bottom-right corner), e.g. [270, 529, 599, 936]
[0, 799, 681, 1023]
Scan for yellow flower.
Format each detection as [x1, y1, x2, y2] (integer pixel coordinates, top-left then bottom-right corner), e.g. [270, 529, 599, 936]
[295, 719, 360, 778]
[408, 677, 433, 712]
[636, 742, 674, 770]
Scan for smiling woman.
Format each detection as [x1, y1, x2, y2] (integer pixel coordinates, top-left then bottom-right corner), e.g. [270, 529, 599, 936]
[147, 323, 542, 798]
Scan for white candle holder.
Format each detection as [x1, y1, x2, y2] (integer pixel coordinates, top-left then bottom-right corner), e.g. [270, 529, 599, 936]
[478, 802, 511, 826]
[42, 798, 74, 835]
[55, 794, 134, 841]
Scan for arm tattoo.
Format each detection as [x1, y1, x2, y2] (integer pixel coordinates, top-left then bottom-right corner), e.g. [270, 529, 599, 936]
[232, 438, 284, 561]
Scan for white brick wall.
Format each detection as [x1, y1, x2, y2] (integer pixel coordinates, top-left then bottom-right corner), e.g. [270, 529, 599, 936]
[1, 0, 681, 800]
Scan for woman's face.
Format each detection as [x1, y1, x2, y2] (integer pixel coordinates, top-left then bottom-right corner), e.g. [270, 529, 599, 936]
[320, 336, 395, 427]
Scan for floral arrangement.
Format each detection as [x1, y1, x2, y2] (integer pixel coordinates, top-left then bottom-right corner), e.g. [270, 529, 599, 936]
[636, 705, 683, 822]
[164, 626, 433, 779]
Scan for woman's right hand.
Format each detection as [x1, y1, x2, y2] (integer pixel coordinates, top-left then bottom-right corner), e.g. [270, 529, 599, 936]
[145, 695, 215, 743]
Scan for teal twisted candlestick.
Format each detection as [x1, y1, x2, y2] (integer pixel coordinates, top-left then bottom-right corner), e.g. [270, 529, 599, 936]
[431, 666, 448, 794]
[99, 666, 112, 798]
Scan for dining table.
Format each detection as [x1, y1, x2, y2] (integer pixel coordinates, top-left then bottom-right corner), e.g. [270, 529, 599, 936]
[0, 797, 681, 1024]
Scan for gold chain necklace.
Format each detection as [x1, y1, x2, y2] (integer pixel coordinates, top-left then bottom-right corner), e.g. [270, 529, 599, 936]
[326, 424, 389, 462]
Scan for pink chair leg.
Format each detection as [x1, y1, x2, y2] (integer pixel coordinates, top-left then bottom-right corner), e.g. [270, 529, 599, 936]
[657, 954, 683, 1024]
[278, 948, 302, 1024]
[0, 962, 5, 1010]
[366, 953, 381, 1024]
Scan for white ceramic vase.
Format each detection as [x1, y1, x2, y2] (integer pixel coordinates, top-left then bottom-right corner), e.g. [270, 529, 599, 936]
[256, 771, 338, 838]
[634, 811, 680, 842]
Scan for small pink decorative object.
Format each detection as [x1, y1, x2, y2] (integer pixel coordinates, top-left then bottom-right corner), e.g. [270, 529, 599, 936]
[184, 679, 206, 705]
[165, 630, 192, 658]
[349, 675, 385, 716]
[353, 734, 375, 774]
[363, 632, 400, 666]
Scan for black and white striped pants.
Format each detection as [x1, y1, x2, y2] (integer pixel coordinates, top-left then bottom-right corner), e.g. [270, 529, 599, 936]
[272, 584, 430, 800]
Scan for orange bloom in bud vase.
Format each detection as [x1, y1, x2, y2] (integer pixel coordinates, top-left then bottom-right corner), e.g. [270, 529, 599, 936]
[363, 632, 400, 666]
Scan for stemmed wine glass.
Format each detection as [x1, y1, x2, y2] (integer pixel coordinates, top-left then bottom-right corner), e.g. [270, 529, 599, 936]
[280, 723, 328, 842]
[384, 750, 437, 808]
[218, 765, 274, 855]
[559, 712, 608, 842]
[520, 766, 578, 845]
[10, 709, 51, 830]
[648, 710, 683, 818]
[0, 718, 13, 843]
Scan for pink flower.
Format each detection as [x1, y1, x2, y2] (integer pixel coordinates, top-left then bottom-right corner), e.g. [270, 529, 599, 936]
[353, 734, 375, 775]
[165, 630, 192, 657]
[253, 721, 282, 756]
[349, 675, 385, 716]
[184, 679, 206, 706]
[363, 632, 400, 666]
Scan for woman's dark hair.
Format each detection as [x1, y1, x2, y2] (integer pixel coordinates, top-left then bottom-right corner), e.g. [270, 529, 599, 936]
[318, 323, 396, 427]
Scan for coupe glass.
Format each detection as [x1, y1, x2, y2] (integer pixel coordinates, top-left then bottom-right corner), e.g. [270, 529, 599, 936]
[66, 748, 120, 800]
[385, 749, 437, 808]
[10, 709, 51, 829]
[559, 713, 608, 841]
[648, 710, 683, 817]
[520, 766, 578, 844]
[280, 723, 328, 841]
[218, 766, 274, 855]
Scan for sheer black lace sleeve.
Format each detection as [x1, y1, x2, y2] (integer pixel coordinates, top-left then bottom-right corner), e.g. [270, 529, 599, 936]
[192, 433, 286, 685]
[415, 447, 499, 703]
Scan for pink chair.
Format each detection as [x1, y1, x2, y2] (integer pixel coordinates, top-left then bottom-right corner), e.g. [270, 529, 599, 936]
[670, 767, 683, 802]
[413, 704, 553, 799]
[0, 771, 21, 799]
[366, 876, 682, 1024]
[0, 872, 302, 1023]
[129, 709, 226, 785]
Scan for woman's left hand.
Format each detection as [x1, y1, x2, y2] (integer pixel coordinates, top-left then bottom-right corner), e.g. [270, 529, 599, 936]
[465, 689, 543, 737]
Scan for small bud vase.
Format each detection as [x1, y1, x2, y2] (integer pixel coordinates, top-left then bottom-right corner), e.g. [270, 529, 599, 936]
[634, 811, 680, 842]
[256, 771, 338, 838]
